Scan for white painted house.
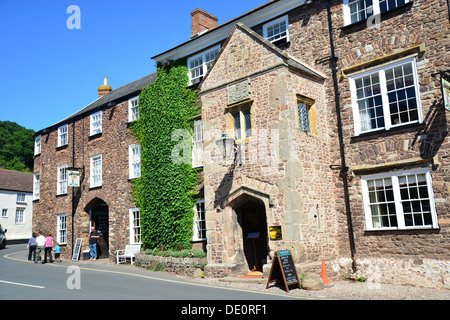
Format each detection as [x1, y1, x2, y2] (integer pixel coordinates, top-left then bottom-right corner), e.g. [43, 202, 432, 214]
[0, 169, 33, 240]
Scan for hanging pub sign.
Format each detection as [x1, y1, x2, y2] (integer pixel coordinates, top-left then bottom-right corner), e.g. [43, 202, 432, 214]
[442, 77, 450, 112]
[68, 170, 80, 187]
[266, 250, 300, 293]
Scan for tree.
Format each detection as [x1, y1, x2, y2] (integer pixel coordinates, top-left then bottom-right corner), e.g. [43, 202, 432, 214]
[0, 121, 35, 172]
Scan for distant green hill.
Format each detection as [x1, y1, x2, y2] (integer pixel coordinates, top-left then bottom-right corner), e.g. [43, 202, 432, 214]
[0, 121, 35, 173]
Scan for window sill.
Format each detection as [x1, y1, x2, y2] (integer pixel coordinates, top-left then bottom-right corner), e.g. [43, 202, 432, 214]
[89, 185, 102, 191]
[341, 2, 414, 32]
[56, 193, 68, 198]
[88, 132, 102, 141]
[351, 121, 425, 141]
[56, 144, 68, 151]
[364, 226, 440, 234]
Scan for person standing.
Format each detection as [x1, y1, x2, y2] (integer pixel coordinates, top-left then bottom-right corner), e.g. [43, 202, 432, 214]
[35, 232, 46, 264]
[44, 233, 54, 263]
[54, 242, 61, 263]
[89, 227, 100, 260]
[27, 232, 37, 261]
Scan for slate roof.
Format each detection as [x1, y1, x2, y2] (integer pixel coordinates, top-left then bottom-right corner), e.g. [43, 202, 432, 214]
[35, 72, 157, 136]
[0, 169, 33, 193]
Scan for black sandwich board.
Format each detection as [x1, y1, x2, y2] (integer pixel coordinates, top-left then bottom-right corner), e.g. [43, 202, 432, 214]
[72, 238, 82, 261]
[266, 250, 300, 292]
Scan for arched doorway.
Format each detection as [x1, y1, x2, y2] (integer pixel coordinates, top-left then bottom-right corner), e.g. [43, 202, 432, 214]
[233, 196, 269, 274]
[87, 199, 109, 258]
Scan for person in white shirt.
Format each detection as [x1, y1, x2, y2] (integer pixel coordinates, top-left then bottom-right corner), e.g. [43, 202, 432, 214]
[35, 232, 46, 264]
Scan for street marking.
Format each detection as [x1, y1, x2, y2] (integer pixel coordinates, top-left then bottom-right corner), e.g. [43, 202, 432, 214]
[4, 250, 329, 300]
[0, 280, 45, 289]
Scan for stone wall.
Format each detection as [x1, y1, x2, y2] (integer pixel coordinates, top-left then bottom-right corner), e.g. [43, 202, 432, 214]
[135, 253, 207, 277]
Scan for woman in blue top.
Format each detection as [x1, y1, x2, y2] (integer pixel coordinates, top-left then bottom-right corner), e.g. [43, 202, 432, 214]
[27, 232, 37, 261]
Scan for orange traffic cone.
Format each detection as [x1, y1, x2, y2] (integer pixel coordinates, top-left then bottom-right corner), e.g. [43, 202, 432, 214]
[321, 259, 333, 288]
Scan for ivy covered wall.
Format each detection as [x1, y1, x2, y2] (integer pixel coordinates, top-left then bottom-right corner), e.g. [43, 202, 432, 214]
[131, 63, 200, 250]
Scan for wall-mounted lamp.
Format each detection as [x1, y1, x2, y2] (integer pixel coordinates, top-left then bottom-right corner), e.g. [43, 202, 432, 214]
[215, 134, 235, 159]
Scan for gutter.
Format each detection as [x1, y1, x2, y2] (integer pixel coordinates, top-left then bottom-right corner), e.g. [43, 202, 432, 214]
[326, 0, 357, 269]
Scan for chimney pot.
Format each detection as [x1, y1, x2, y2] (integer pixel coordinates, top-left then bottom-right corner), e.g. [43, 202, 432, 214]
[98, 77, 112, 98]
[191, 8, 218, 37]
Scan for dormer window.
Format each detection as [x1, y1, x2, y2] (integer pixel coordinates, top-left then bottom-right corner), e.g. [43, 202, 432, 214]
[187, 45, 220, 85]
[263, 15, 289, 44]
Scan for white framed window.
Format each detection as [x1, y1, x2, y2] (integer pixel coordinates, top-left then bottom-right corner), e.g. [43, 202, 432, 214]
[90, 111, 102, 136]
[128, 96, 139, 122]
[129, 208, 141, 244]
[16, 192, 26, 202]
[361, 168, 439, 231]
[57, 165, 68, 195]
[193, 200, 206, 241]
[15, 208, 25, 224]
[33, 172, 40, 200]
[263, 15, 289, 43]
[129, 144, 141, 179]
[90, 154, 102, 188]
[343, 0, 411, 25]
[187, 45, 220, 85]
[350, 57, 422, 136]
[2, 209, 8, 218]
[57, 213, 67, 245]
[58, 124, 68, 147]
[34, 135, 41, 155]
[192, 121, 203, 168]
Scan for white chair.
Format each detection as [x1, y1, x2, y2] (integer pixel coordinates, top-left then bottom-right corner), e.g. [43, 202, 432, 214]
[115, 244, 141, 265]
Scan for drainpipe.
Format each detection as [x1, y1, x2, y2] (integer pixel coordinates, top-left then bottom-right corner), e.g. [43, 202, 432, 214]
[326, 0, 357, 270]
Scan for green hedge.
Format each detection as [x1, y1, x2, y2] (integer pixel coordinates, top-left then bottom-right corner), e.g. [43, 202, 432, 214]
[131, 63, 199, 251]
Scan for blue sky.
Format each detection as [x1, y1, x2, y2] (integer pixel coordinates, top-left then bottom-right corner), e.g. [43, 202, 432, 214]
[0, 0, 267, 132]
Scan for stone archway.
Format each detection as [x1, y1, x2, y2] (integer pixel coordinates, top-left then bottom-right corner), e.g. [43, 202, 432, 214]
[84, 197, 109, 258]
[219, 185, 273, 276]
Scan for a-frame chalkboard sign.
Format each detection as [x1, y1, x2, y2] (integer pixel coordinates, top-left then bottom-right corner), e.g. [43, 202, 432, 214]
[72, 238, 82, 261]
[266, 250, 300, 292]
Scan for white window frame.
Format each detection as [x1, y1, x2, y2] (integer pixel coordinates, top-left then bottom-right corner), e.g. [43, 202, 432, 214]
[34, 135, 41, 155]
[361, 168, 439, 231]
[343, 0, 411, 26]
[129, 144, 141, 179]
[349, 57, 422, 136]
[15, 208, 25, 224]
[90, 111, 102, 136]
[57, 213, 67, 245]
[187, 45, 221, 85]
[16, 192, 26, 203]
[129, 208, 142, 244]
[263, 15, 289, 43]
[58, 124, 68, 147]
[57, 165, 68, 195]
[193, 200, 206, 241]
[128, 96, 139, 122]
[90, 154, 102, 188]
[33, 172, 40, 200]
[192, 121, 203, 168]
[2, 209, 8, 218]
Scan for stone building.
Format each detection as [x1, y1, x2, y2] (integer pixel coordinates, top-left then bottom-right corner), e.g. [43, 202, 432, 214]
[32, 75, 156, 259]
[152, 0, 450, 288]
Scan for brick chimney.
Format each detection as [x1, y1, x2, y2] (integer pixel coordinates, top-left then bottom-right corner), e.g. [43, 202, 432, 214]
[98, 77, 112, 98]
[191, 8, 218, 37]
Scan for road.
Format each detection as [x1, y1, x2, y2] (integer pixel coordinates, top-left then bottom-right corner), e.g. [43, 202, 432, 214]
[1, 244, 300, 309]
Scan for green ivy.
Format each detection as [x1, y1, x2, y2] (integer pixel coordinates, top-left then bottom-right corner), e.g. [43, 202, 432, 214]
[131, 64, 200, 251]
